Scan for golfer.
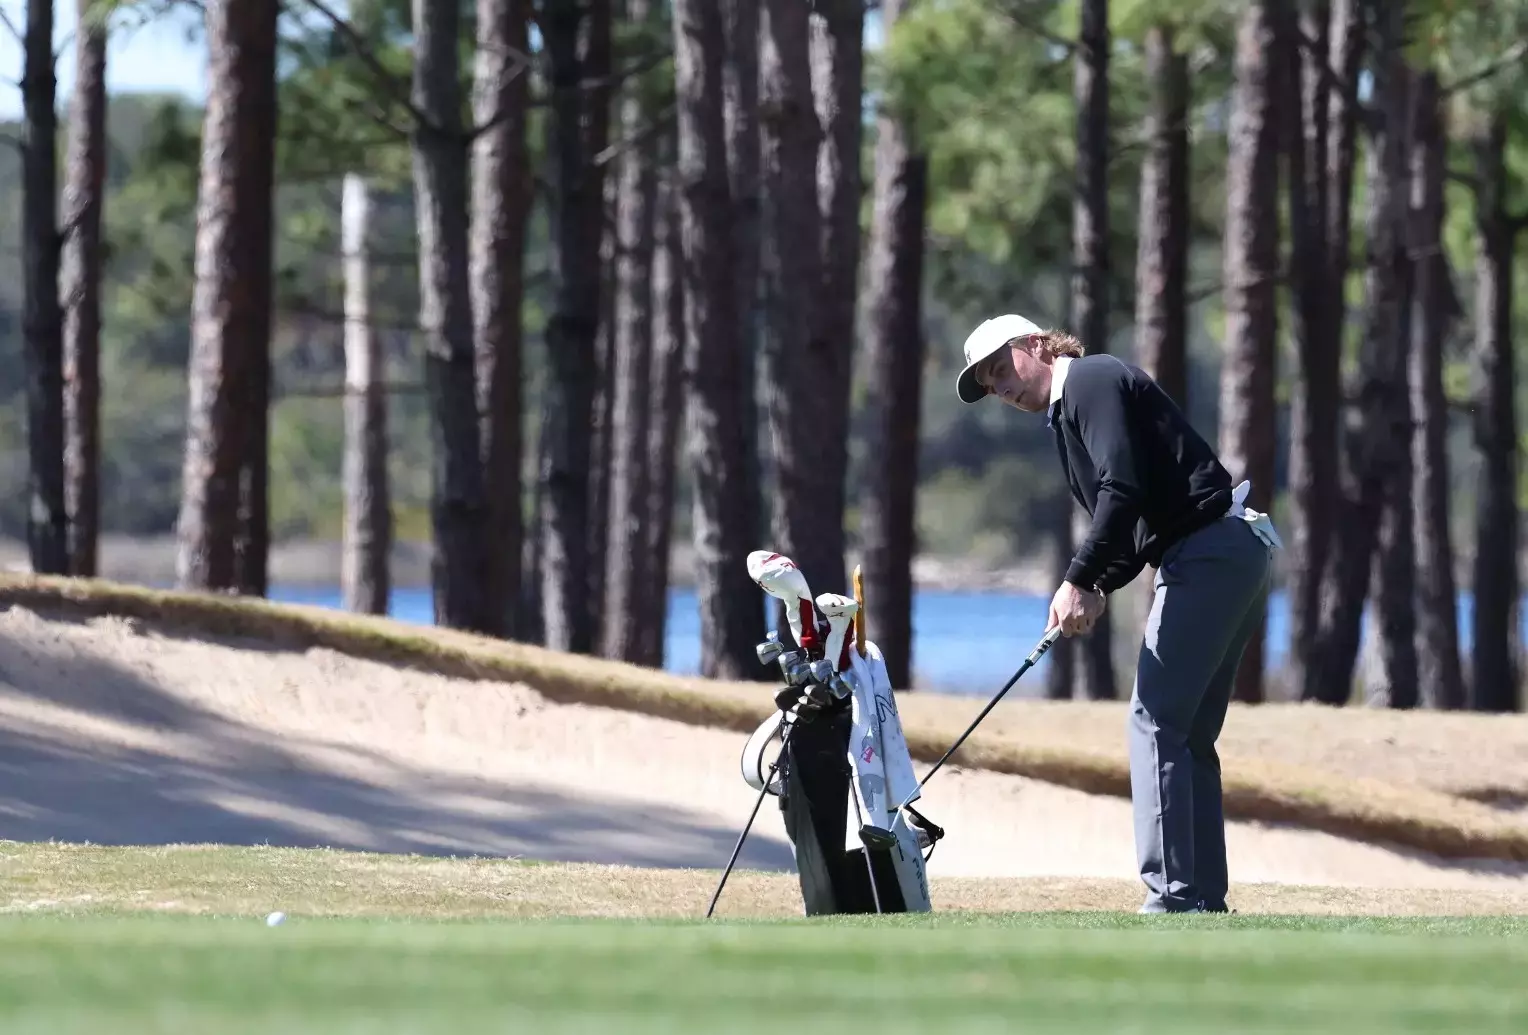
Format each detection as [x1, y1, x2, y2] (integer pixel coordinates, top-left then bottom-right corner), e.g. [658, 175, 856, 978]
[955, 313, 1281, 914]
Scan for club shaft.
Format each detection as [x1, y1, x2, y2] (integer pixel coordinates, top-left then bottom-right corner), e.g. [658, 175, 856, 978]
[849, 778, 884, 915]
[895, 628, 1061, 811]
[901, 664, 1029, 803]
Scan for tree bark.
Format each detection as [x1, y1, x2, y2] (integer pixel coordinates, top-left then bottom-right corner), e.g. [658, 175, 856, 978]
[61, 0, 106, 578]
[541, 0, 612, 653]
[1372, 107, 1420, 710]
[1218, 1, 1282, 705]
[602, 0, 660, 662]
[675, 0, 761, 678]
[1071, 0, 1113, 700]
[1406, 71, 1465, 711]
[589, 172, 617, 644]
[1045, 499, 1078, 699]
[518, 410, 549, 646]
[22, 0, 66, 576]
[724, 0, 764, 572]
[641, 162, 686, 668]
[760, 0, 840, 604]
[412, 0, 491, 631]
[1288, 0, 1363, 704]
[805, 0, 863, 594]
[1133, 23, 1188, 410]
[1314, 1, 1411, 705]
[175, 0, 278, 593]
[471, 0, 531, 637]
[1467, 113, 1519, 714]
[859, 0, 926, 691]
[233, 338, 270, 596]
[340, 174, 391, 615]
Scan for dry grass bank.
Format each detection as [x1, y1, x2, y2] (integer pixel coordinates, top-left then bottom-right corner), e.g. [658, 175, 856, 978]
[1, 573, 1525, 864]
[5, 842, 1526, 919]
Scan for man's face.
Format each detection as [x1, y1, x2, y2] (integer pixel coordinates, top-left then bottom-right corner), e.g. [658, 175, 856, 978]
[975, 337, 1050, 412]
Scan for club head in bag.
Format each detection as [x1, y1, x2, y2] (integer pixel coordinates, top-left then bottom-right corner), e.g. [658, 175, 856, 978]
[779, 654, 812, 687]
[858, 824, 898, 851]
[747, 551, 823, 657]
[808, 658, 835, 687]
[815, 593, 859, 671]
[755, 634, 785, 668]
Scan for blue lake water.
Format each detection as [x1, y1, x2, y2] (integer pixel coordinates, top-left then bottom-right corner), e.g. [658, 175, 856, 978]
[266, 584, 1521, 696]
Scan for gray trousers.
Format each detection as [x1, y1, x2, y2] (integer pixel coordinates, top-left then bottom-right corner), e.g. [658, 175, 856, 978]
[1129, 514, 1272, 913]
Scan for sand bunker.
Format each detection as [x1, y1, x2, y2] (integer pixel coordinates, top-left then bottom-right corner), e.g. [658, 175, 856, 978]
[0, 603, 1525, 899]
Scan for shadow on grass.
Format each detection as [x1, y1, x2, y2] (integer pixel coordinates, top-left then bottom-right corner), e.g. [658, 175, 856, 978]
[0, 617, 795, 872]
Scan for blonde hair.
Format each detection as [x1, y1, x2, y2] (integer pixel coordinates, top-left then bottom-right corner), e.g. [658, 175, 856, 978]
[1030, 328, 1085, 359]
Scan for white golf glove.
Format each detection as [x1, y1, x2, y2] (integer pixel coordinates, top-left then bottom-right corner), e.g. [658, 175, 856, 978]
[1229, 480, 1282, 550]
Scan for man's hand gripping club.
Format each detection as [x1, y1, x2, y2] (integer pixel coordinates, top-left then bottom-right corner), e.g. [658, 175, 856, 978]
[1048, 580, 1106, 637]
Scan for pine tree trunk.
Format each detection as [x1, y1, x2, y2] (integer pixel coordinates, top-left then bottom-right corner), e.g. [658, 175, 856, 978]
[1372, 52, 1421, 709]
[603, 0, 660, 662]
[1315, 1, 1410, 705]
[518, 410, 549, 646]
[675, 0, 761, 678]
[859, 0, 925, 691]
[1045, 499, 1077, 699]
[804, 0, 862, 597]
[1288, 0, 1362, 704]
[1218, 1, 1281, 705]
[541, 0, 612, 653]
[1406, 71, 1464, 712]
[175, 0, 278, 592]
[340, 174, 391, 615]
[724, 0, 764, 569]
[234, 346, 270, 596]
[761, 0, 839, 602]
[412, 0, 491, 631]
[641, 162, 686, 668]
[61, 0, 105, 578]
[1467, 113, 1519, 714]
[589, 171, 617, 644]
[1133, 23, 1188, 409]
[22, 0, 67, 576]
[471, 0, 530, 637]
[234, 17, 278, 599]
[1071, 0, 1113, 700]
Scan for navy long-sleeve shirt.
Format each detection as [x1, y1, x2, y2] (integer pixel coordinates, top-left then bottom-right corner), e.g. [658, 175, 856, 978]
[1048, 355, 1235, 593]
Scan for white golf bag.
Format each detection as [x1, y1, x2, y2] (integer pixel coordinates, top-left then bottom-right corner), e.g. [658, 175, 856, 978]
[740, 552, 943, 915]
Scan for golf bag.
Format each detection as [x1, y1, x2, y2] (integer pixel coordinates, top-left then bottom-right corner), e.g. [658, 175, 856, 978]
[739, 567, 943, 915]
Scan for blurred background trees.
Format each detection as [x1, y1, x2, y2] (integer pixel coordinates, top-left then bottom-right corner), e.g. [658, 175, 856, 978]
[1, 0, 1527, 711]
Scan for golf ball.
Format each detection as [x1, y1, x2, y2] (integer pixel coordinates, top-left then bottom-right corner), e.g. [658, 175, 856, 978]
[266, 911, 286, 927]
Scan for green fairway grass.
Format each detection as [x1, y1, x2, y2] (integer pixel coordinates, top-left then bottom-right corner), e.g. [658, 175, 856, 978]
[2, 912, 1525, 1034]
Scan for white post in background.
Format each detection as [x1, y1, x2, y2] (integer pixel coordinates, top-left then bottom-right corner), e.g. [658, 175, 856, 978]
[341, 173, 392, 614]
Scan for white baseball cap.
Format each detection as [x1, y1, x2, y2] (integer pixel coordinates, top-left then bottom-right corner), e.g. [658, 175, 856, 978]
[955, 313, 1043, 404]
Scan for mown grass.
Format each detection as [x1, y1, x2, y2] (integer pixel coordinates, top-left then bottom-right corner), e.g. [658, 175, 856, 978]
[5, 842, 1528, 921]
[2, 910, 1527, 1034]
[3, 573, 1527, 863]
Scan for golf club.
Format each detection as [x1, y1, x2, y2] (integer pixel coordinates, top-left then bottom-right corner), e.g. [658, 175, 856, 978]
[892, 625, 1064, 812]
[849, 777, 885, 914]
[748, 551, 825, 658]
[815, 592, 859, 672]
[755, 634, 785, 667]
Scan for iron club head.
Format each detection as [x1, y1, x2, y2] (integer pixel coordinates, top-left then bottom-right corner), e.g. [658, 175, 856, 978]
[779, 654, 812, 687]
[808, 658, 835, 687]
[826, 671, 853, 700]
[755, 636, 785, 667]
